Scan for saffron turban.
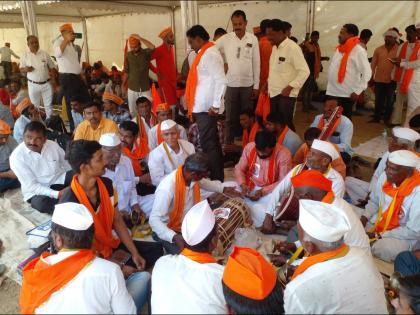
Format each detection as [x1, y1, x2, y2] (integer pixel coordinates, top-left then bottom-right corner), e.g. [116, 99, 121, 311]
[128, 34, 141, 46]
[16, 98, 32, 115]
[291, 169, 333, 192]
[0, 119, 11, 135]
[102, 92, 124, 106]
[156, 102, 169, 113]
[59, 23, 74, 33]
[158, 27, 173, 39]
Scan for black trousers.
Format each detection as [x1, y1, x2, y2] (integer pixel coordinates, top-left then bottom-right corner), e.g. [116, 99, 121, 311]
[269, 94, 297, 131]
[326, 95, 355, 120]
[28, 170, 74, 214]
[118, 240, 163, 269]
[301, 74, 316, 111]
[374, 81, 396, 122]
[58, 73, 90, 132]
[1, 61, 12, 79]
[193, 112, 224, 182]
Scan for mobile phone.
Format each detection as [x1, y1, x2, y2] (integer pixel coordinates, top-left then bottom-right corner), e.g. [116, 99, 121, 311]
[74, 32, 82, 39]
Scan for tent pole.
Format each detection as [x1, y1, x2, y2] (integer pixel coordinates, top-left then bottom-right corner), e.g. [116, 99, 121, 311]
[82, 17, 90, 64]
[19, 0, 38, 37]
[180, 0, 199, 53]
[171, 6, 178, 72]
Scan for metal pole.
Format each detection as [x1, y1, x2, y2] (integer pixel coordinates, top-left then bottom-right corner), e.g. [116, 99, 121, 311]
[171, 6, 178, 72]
[19, 1, 30, 36]
[81, 17, 90, 64]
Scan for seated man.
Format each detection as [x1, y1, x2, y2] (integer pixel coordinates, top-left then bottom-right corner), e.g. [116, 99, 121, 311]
[135, 96, 156, 129]
[310, 98, 353, 164]
[10, 121, 72, 214]
[152, 200, 226, 313]
[293, 127, 346, 178]
[73, 100, 119, 141]
[13, 98, 41, 143]
[8, 80, 28, 118]
[20, 202, 137, 314]
[149, 152, 237, 255]
[148, 119, 195, 187]
[361, 150, 420, 262]
[60, 139, 163, 271]
[100, 133, 154, 218]
[222, 247, 284, 314]
[346, 127, 420, 205]
[234, 130, 292, 227]
[70, 95, 84, 129]
[0, 119, 20, 192]
[284, 199, 388, 314]
[102, 91, 131, 124]
[265, 112, 303, 156]
[263, 139, 345, 233]
[147, 102, 187, 150]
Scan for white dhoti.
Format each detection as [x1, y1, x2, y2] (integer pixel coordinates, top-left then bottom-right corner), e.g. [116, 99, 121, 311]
[371, 238, 411, 262]
[345, 176, 370, 205]
[138, 194, 155, 218]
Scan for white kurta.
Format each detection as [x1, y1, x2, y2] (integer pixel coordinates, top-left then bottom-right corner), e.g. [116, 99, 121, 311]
[147, 123, 188, 150]
[401, 50, 420, 124]
[284, 247, 387, 314]
[151, 254, 226, 314]
[35, 251, 136, 314]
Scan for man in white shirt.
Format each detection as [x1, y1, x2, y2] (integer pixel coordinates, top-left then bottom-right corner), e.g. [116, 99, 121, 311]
[326, 23, 372, 119]
[0, 42, 19, 79]
[150, 152, 236, 254]
[185, 25, 227, 181]
[284, 199, 388, 314]
[20, 36, 55, 118]
[152, 200, 226, 314]
[20, 202, 137, 314]
[54, 23, 90, 132]
[10, 121, 72, 214]
[148, 119, 195, 187]
[266, 19, 309, 131]
[215, 10, 260, 144]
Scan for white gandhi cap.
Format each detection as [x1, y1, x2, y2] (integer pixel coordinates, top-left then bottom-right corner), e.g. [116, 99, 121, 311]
[99, 133, 121, 147]
[299, 199, 350, 242]
[388, 150, 420, 168]
[52, 202, 93, 231]
[311, 139, 339, 160]
[392, 127, 420, 143]
[160, 119, 177, 131]
[181, 199, 215, 246]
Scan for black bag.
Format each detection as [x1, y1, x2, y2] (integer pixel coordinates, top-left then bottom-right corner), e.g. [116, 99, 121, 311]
[45, 115, 71, 151]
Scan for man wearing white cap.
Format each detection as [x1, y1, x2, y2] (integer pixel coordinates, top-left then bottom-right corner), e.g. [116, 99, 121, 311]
[262, 139, 344, 233]
[151, 200, 226, 313]
[148, 119, 195, 186]
[284, 199, 387, 314]
[99, 133, 154, 218]
[20, 202, 137, 314]
[361, 150, 420, 261]
[147, 110, 187, 150]
[346, 126, 420, 205]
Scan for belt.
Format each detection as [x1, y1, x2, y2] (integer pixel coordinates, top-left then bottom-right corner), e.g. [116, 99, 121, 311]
[28, 78, 50, 85]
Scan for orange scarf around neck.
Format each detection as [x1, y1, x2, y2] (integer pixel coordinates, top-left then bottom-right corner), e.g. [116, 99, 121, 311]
[181, 248, 216, 264]
[246, 145, 277, 190]
[317, 115, 342, 139]
[242, 122, 259, 147]
[395, 41, 420, 94]
[322, 191, 335, 204]
[167, 166, 201, 233]
[277, 126, 289, 145]
[291, 244, 349, 281]
[373, 170, 420, 233]
[337, 36, 360, 83]
[20, 250, 95, 314]
[71, 176, 120, 258]
[185, 42, 215, 118]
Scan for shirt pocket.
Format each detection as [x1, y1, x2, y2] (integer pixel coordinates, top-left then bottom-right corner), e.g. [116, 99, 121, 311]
[242, 44, 253, 60]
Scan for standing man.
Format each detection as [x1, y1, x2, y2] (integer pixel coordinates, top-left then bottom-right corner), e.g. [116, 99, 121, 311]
[20, 35, 56, 119]
[326, 23, 371, 119]
[359, 29, 373, 50]
[369, 30, 399, 124]
[54, 23, 90, 132]
[185, 25, 226, 181]
[124, 34, 155, 117]
[215, 10, 260, 144]
[258, 19, 272, 93]
[150, 27, 178, 114]
[0, 42, 19, 79]
[266, 19, 309, 131]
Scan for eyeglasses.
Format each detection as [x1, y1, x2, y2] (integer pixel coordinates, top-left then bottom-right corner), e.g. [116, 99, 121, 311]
[236, 47, 241, 59]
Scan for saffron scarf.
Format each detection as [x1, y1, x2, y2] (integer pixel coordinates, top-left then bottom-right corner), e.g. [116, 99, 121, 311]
[337, 36, 360, 83]
[394, 41, 420, 94]
[317, 115, 342, 139]
[167, 166, 201, 232]
[246, 145, 277, 190]
[185, 42, 215, 118]
[277, 126, 289, 145]
[71, 176, 120, 258]
[156, 123, 164, 145]
[372, 170, 420, 233]
[181, 248, 216, 264]
[20, 250, 95, 314]
[242, 122, 259, 147]
[254, 92, 270, 122]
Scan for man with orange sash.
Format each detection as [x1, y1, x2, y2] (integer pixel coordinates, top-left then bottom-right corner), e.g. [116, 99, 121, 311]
[326, 23, 371, 119]
[284, 199, 387, 314]
[151, 200, 226, 313]
[149, 153, 237, 254]
[310, 98, 353, 164]
[361, 150, 420, 262]
[234, 130, 292, 227]
[135, 96, 156, 130]
[222, 247, 284, 314]
[20, 202, 137, 314]
[265, 112, 303, 156]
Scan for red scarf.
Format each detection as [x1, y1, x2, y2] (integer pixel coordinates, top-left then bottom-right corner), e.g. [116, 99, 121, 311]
[317, 115, 341, 139]
[394, 41, 420, 94]
[246, 145, 277, 189]
[337, 36, 360, 83]
[242, 122, 259, 147]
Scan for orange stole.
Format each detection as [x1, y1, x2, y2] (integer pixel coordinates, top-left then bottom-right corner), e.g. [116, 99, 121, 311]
[242, 122, 259, 147]
[322, 191, 335, 204]
[156, 123, 163, 145]
[291, 244, 349, 281]
[395, 41, 420, 94]
[317, 115, 341, 139]
[255, 92, 270, 122]
[185, 42, 215, 118]
[181, 248, 216, 264]
[373, 170, 420, 233]
[167, 166, 201, 232]
[71, 176, 120, 258]
[246, 145, 277, 189]
[337, 36, 360, 83]
[20, 250, 95, 314]
[277, 126, 289, 145]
